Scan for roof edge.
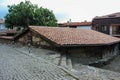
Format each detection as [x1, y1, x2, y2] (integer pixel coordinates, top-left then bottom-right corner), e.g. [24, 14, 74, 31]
[57, 41, 120, 48]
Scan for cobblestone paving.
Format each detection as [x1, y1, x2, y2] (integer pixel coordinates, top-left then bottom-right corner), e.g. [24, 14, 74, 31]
[102, 55, 120, 73]
[11, 44, 61, 65]
[0, 44, 77, 80]
[1, 43, 120, 80]
[72, 63, 120, 80]
[12, 44, 120, 80]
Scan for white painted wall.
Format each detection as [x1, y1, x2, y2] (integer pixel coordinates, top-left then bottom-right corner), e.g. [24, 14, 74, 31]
[77, 26, 91, 30]
[0, 23, 6, 29]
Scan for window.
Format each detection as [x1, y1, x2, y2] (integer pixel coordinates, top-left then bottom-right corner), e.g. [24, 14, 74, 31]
[112, 26, 120, 34]
[101, 25, 107, 32]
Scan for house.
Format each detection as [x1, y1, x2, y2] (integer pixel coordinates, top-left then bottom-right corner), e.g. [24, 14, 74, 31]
[92, 12, 120, 37]
[0, 19, 6, 31]
[0, 29, 18, 40]
[14, 26, 120, 65]
[58, 21, 92, 29]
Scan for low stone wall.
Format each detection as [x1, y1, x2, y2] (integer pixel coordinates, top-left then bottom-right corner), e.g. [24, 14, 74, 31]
[68, 44, 119, 66]
[17, 31, 52, 47]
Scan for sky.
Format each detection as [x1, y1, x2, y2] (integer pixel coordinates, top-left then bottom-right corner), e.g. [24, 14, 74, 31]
[0, 0, 120, 23]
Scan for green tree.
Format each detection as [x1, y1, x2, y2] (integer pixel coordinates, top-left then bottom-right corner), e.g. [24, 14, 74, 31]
[5, 1, 57, 29]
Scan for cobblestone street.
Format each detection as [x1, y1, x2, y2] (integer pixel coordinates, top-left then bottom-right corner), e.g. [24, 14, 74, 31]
[12, 44, 120, 80]
[102, 55, 120, 73]
[0, 43, 120, 80]
[0, 44, 76, 80]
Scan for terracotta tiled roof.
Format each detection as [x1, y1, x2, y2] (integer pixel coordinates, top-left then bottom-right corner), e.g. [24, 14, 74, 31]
[58, 21, 91, 27]
[79, 22, 91, 26]
[29, 26, 120, 47]
[0, 36, 14, 40]
[70, 22, 80, 26]
[0, 29, 17, 35]
[93, 12, 120, 19]
[0, 29, 17, 40]
[0, 32, 7, 36]
[4, 29, 17, 34]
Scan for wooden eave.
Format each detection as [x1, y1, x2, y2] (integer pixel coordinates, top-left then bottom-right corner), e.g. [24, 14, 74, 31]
[93, 17, 120, 20]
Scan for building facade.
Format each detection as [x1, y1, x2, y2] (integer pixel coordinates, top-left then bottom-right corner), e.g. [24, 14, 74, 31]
[14, 26, 120, 65]
[92, 12, 120, 37]
[58, 21, 92, 29]
[0, 19, 6, 31]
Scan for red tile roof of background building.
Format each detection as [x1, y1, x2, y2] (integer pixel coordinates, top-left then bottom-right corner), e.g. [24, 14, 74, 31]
[4, 29, 17, 34]
[58, 21, 91, 27]
[0, 29, 17, 36]
[0, 36, 14, 40]
[29, 26, 120, 47]
[70, 22, 81, 26]
[79, 21, 91, 26]
[0, 29, 17, 40]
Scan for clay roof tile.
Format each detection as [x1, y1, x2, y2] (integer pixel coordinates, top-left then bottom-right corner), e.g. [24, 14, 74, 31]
[29, 26, 120, 46]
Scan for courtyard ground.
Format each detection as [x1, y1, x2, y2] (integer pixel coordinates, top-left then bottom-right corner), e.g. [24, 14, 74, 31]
[0, 43, 76, 80]
[0, 42, 120, 80]
[102, 55, 120, 73]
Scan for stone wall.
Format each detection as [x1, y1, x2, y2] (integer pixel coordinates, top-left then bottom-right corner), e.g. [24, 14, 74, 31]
[18, 31, 51, 47]
[102, 44, 119, 59]
[68, 44, 119, 65]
